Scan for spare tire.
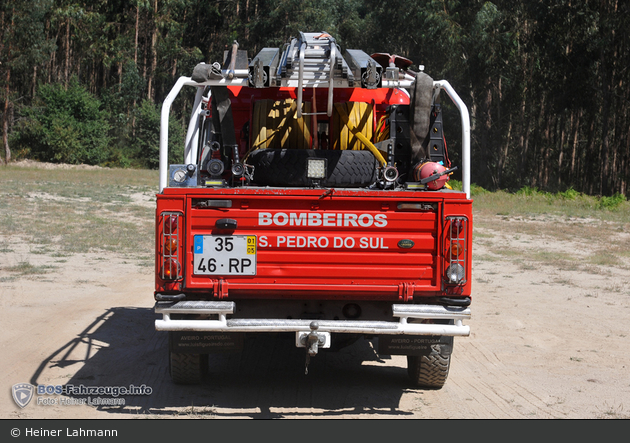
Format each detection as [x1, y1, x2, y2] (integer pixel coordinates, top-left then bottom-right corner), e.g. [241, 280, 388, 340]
[246, 149, 379, 187]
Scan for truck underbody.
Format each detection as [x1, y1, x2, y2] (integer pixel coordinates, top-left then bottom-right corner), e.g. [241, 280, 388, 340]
[154, 32, 472, 388]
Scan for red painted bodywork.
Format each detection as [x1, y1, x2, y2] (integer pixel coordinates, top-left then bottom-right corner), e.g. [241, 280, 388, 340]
[155, 188, 472, 301]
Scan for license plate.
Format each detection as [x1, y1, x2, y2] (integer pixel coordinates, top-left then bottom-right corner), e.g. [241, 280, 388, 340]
[193, 235, 257, 275]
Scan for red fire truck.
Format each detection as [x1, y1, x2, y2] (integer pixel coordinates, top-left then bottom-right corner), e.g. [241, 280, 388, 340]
[154, 32, 472, 388]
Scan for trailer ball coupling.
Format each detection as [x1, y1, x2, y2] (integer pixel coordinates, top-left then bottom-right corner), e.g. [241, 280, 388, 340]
[300, 321, 327, 375]
[301, 321, 327, 356]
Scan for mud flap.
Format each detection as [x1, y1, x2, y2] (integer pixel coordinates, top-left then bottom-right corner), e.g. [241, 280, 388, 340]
[169, 331, 244, 354]
[377, 335, 453, 356]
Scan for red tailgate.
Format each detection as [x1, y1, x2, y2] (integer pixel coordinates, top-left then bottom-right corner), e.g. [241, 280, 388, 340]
[156, 187, 472, 301]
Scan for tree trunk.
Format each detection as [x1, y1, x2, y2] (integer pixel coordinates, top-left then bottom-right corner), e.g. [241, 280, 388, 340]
[64, 17, 71, 87]
[134, 4, 140, 65]
[245, 0, 250, 41]
[498, 120, 511, 187]
[32, 65, 38, 97]
[599, 62, 611, 196]
[622, 120, 629, 196]
[3, 68, 12, 164]
[118, 63, 123, 93]
[569, 109, 580, 183]
[557, 114, 566, 188]
[531, 94, 546, 188]
[541, 114, 553, 189]
[585, 114, 596, 194]
[147, 0, 159, 101]
[478, 76, 493, 188]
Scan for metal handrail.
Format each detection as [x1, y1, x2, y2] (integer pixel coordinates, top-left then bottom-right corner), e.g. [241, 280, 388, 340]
[296, 42, 306, 119]
[433, 80, 471, 199]
[160, 76, 471, 199]
[327, 42, 335, 117]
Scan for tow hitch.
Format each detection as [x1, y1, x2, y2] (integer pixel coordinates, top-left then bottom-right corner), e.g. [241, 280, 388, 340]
[297, 321, 330, 374]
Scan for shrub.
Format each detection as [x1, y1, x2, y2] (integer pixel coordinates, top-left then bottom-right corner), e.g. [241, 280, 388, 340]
[599, 193, 626, 211]
[448, 179, 462, 191]
[516, 185, 539, 197]
[447, 180, 490, 195]
[131, 100, 185, 169]
[12, 78, 111, 165]
[470, 183, 489, 195]
[558, 187, 580, 200]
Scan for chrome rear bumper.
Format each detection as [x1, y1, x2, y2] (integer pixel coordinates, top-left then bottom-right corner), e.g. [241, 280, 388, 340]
[154, 301, 471, 336]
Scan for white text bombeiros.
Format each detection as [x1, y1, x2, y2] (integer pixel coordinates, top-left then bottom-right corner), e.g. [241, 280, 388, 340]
[258, 212, 388, 228]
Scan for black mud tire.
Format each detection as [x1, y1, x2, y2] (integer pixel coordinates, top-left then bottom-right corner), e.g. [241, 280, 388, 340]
[169, 351, 208, 385]
[246, 148, 379, 187]
[407, 339, 453, 389]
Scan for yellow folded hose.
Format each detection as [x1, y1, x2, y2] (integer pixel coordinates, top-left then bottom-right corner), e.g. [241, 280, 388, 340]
[249, 99, 311, 154]
[375, 113, 390, 142]
[333, 103, 386, 166]
[248, 99, 385, 167]
[333, 102, 374, 151]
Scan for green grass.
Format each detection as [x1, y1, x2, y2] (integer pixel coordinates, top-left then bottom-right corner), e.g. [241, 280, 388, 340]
[472, 186, 629, 222]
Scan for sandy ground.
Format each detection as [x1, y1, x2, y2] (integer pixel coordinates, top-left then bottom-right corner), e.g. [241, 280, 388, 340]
[1, 193, 629, 419]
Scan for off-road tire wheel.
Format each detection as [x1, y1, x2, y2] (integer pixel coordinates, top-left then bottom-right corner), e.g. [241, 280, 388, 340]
[169, 351, 208, 385]
[407, 340, 453, 389]
[246, 148, 379, 187]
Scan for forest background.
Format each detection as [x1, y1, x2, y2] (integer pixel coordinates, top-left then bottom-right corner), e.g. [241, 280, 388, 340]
[1, 0, 628, 197]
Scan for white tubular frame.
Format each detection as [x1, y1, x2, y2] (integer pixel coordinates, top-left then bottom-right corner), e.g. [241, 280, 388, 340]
[155, 302, 471, 336]
[159, 76, 471, 198]
[159, 76, 248, 192]
[183, 87, 205, 165]
[433, 80, 471, 199]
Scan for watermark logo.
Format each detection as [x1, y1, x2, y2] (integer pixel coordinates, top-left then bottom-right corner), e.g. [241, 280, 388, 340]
[11, 383, 152, 408]
[12, 383, 34, 408]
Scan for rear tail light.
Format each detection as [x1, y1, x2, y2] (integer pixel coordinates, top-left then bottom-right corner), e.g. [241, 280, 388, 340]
[449, 240, 464, 259]
[160, 212, 182, 280]
[162, 258, 181, 280]
[444, 216, 468, 285]
[164, 237, 178, 255]
[451, 219, 464, 236]
[164, 214, 179, 234]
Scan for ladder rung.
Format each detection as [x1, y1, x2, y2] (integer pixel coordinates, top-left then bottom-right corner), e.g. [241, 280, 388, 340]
[298, 58, 328, 64]
[301, 49, 328, 58]
[286, 72, 330, 80]
[300, 112, 329, 116]
[299, 66, 331, 72]
[283, 79, 332, 87]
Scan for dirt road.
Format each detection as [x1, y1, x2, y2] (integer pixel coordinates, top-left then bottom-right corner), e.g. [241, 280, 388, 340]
[2, 213, 629, 419]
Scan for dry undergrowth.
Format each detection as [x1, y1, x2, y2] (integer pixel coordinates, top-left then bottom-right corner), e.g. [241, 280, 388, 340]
[1, 162, 158, 279]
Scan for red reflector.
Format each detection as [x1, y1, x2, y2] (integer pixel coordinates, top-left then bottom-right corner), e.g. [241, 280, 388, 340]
[164, 215, 178, 234]
[451, 219, 464, 236]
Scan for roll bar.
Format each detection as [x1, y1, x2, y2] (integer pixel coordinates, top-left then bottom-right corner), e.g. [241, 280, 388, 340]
[159, 76, 471, 198]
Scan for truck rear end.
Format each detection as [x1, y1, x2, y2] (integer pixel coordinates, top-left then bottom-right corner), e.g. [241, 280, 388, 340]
[154, 33, 472, 388]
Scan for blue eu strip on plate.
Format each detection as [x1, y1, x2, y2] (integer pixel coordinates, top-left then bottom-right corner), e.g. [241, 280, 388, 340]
[194, 236, 203, 254]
